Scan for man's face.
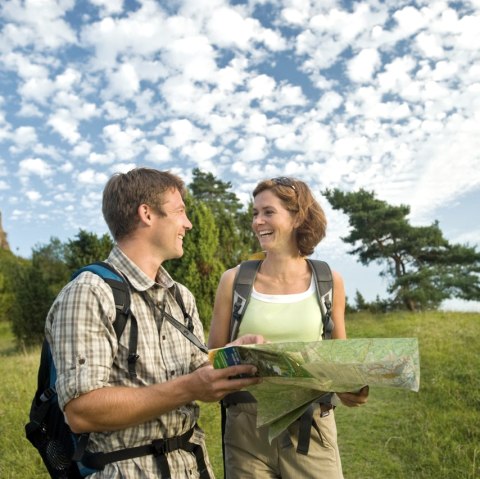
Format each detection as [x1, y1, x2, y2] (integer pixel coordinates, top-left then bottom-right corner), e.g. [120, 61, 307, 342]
[151, 188, 192, 261]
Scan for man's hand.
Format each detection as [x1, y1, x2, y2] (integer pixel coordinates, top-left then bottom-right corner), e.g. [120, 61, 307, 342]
[191, 364, 261, 403]
[337, 385, 369, 407]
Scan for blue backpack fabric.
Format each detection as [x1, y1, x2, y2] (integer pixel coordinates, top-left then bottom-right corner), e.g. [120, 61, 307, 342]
[25, 262, 136, 478]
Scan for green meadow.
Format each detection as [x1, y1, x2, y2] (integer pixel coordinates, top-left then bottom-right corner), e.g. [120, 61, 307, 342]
[1, 311, 478, 478]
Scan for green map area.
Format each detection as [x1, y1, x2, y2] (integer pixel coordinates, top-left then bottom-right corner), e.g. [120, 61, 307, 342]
[210, 338, 420, 441]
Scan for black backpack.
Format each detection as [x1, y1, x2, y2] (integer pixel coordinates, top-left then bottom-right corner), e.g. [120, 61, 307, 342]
[25, 261, 137, 478]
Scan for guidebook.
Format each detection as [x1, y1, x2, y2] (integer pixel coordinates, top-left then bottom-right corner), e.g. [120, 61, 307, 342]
[209, 338, 420, 441]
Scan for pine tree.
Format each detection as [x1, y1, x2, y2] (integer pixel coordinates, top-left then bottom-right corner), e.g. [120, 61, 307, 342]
[324, 188, 480, 311]
[165, 195, 225, 328]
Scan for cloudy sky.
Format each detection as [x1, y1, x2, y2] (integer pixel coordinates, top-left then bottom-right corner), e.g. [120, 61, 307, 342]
[1, 0, 479, 310]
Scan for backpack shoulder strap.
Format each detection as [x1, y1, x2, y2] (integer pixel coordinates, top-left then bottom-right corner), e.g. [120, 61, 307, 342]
[306, 259, 334, 340]
[72, 261, 139, 378]
[230, 260, 262, 341]
[165, 283, 208, 354]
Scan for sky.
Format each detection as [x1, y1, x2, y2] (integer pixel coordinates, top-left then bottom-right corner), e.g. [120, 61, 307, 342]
[1, 0, 479, 311]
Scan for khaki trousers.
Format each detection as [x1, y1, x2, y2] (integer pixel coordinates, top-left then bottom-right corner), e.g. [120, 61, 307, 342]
[224, 402, 343, 479]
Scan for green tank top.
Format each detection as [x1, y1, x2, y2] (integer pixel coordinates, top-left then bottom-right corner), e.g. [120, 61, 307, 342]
[238, 276, 323, 342]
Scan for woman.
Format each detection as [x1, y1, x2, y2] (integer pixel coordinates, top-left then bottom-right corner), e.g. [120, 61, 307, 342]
[208, 177, 368, 479]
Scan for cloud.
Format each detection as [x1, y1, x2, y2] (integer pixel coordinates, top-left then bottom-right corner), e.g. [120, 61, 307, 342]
[18, 158, 54, 179]
[102, 123, 144, 160]
[25, 190, 41, 201]
[10, 125, 38, 152]
[48, 109, 81, 144]
[1, 0, 77, 50]
[145, 143, 171, 163]
[348, 48, 381, 83]
[77, 168, 109, 185]
[108, 63, 140, 98]
[89, 0, 124, 17]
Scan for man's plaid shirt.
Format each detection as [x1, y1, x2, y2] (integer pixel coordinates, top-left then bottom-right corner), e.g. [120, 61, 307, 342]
[45, 246, 214, 478]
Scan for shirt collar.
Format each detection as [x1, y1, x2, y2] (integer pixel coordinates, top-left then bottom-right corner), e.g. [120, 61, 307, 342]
[107, 245, 175, 292]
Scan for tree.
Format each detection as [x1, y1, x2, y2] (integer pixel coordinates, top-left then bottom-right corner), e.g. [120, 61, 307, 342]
[8, 232, 114, 347]
[10, 260, 53, 348]
[189, 168, 257, 267]
[165, 195, 225, 328]
[0, 249, 27, 323]
[31, 238, 70, 295]
[323, 188, 480, 311]
[64, 229, 114, 271]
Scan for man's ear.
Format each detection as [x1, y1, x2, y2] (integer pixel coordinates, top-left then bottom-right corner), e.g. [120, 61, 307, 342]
[138, 204, 153, 224]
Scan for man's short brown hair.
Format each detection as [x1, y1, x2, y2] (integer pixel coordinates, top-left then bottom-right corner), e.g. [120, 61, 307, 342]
[102, 168, 186, 241]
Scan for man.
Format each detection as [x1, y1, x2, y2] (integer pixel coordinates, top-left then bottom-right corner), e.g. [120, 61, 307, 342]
[45, 168, 262, 478]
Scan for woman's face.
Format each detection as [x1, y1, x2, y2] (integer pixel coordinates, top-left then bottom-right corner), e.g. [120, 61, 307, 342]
[252, 189, 297, 252]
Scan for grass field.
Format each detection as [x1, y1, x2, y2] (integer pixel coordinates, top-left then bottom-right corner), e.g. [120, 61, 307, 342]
[1, 311, 479, 478]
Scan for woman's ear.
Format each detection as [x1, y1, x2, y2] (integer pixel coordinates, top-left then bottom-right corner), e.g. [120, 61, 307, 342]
[293, 213, 302, 229]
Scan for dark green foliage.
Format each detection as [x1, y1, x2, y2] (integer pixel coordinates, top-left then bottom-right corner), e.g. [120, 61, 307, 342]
[189, 168, 257, 266]
[9, 232, 113, 346]
[165, 196, 225, 328]
[30, 238, 70, 296]
[64, 229, 114, 271]
[10, 261, 55, 348]
[324, 188, 480, 311]
[0, 249, 28, 323]
[354, 290, 368, 311]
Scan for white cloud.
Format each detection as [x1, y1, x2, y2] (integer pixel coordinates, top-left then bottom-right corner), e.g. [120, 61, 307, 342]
[206, 7, 262, 50]
[71, 141, 92, 157]
[87, 152, 113, 165]
[183, 141, 218, 163]
[11, 125, 37, 151]
[237, 135, 268, 162]
[25, 190, 41, 201]
[164, 119, 199, 148]
[348, 48, 381, 83]
[102, 123, 144, 160]
[48, 109, 80, 144]
[103, 100, 129, 120]
[18, 158, 53, 178]
[77, 168, 109, 185]
[108, 63, 140, 98]
[89, 0, 124, 16]
[415, 32, 445, 58]
[2, 0, 76, 49]
[248, 74, 276, 99]
[145, 144, 171, 163]
[393, 6, 427, 37]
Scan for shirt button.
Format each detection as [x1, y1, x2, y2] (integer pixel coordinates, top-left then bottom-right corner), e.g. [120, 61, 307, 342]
[170, 370, 175, 376]
[162, 335, 166, 340]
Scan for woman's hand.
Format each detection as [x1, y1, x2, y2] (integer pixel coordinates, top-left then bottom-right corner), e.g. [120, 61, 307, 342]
[337, 385, 369, 407]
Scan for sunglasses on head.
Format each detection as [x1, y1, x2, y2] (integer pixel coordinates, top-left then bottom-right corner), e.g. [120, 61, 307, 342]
[271, 176, 296, 191]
